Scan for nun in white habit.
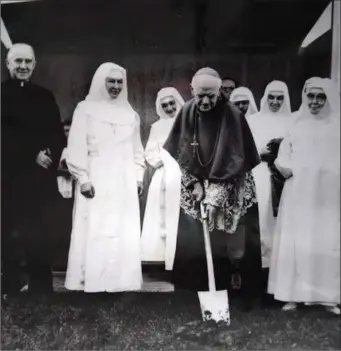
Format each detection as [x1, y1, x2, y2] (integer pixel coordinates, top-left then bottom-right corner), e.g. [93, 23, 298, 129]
[141, 87, 184, 269]
[268, 78, 340, 314]
[247, 80, 294, 268]
[291, 78, 320, 120]
[230, 87, 258, 119]
[65, 62, 146, 292]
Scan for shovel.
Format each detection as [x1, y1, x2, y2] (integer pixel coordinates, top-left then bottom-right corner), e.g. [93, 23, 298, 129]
[197, 202, 230, 324]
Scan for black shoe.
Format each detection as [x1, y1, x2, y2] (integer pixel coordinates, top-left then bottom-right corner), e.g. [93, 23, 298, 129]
[241, 297, 261, 312]
[28, 279, 53, 294]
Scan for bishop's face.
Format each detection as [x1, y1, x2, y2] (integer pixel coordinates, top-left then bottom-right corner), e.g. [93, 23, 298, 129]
[267, 90, 285, 113]
[193, 86, 220, 112]
[160, 96, 177, 118]
[105, 70, 124, 99]
[7, 51, 36, 81]
[306, 87, 327, 115]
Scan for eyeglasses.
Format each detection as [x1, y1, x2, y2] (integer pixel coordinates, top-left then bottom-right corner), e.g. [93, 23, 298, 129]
[161, 101, 176, 109]
[268, 94, 284, 101]
[222, 86, 235, 92]
[306, 93, 327, 103]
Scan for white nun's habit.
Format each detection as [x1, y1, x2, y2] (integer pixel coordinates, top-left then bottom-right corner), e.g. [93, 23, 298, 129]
[247, 80, 294, 268]
[268, 78, 340, 309]
[65, 63, 146, 292]
[141, 87, 184, 270]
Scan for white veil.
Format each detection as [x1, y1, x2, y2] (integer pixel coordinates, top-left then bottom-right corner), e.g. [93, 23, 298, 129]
[289, 77, 340, 169]
[155, 87, 185, 120]
[298, 77, 340, 120]
[259, 80, 291, 115]
[230, 87, 258, 116]
[85, 62, 136, 115]
[247, 80, 293, 152]
[292, 77, 320, 118]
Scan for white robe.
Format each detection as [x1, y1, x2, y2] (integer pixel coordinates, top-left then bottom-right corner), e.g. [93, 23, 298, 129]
[64, 101, 145, 292]
[141, 119, 181, 270]
[268, 116, 340, 303]
[248, 112, 294, 267]
[247, 81, 294, 268]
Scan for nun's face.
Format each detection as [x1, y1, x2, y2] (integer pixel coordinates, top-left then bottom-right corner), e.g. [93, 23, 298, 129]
[193, 86, 220, 112]
[105, 70, 124, 99]
[233, 94, 250, 114]
[267, 90, 285, 113]
[306, 87, 327, 115]
[160, 96, 177, 117]
[7, 51, 36, 81]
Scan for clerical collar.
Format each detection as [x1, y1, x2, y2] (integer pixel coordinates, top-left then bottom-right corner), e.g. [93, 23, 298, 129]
[10, 78, 29, 88]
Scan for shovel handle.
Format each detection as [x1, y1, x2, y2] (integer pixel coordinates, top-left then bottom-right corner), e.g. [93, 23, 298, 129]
[200, 202, 216, 292]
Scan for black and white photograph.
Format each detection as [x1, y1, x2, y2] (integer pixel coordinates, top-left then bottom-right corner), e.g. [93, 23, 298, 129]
[1, 0, 340, 349]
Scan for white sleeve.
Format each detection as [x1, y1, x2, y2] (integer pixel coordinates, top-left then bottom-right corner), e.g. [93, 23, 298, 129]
[144, 124, 163, 168]
[274, 135, 293, 178]
[66, 103, 90, 186]
[133, 113, 146, 183]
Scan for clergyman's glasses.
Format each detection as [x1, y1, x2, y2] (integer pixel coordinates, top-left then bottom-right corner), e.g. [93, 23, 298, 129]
[222, 86, 235, 93]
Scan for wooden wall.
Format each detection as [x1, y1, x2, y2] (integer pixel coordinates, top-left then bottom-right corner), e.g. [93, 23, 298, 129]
[1, 0, 331, 268]
[1, 0, 331, 141]
[2, 49, 330, 143]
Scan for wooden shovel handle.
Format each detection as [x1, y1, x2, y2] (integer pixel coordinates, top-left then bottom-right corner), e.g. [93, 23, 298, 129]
[200, 202, 216, 292]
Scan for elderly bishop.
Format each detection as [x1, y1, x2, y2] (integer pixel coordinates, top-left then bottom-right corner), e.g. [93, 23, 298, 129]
[163, 68, 263, 309]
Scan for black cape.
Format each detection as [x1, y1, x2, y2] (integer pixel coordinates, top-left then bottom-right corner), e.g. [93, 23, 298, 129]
[162, 97, 262, 298]
[163, 97, 260, 181]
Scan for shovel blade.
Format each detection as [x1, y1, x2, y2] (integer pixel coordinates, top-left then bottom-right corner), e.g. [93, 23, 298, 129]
[198, 290, 230, 324]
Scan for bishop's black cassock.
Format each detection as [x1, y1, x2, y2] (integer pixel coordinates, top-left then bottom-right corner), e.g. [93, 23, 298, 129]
[1, 78, 66, 293]
[163, 95, 263, 309]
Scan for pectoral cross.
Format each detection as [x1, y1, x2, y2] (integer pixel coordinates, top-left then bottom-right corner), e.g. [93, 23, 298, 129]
[191, 113, 200, 158]
[191, 139, 199, 158]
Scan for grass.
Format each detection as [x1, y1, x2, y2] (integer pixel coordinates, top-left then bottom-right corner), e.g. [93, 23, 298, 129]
[1, 292, 340, 350]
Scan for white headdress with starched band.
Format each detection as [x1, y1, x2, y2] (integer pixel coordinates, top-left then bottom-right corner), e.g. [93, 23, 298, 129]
[156, 87, 185, 120]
